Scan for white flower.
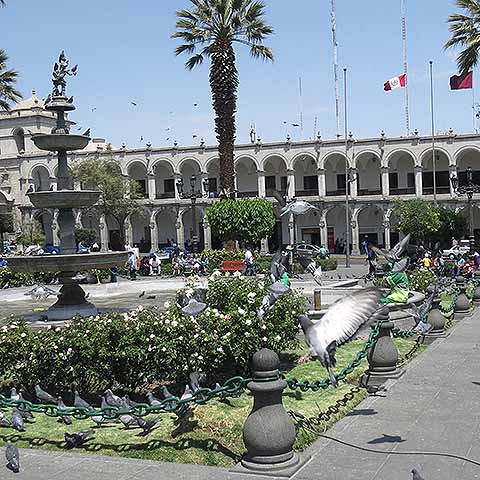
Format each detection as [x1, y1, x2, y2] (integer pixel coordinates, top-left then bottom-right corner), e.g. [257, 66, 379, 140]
[164, 301, 171, 309]
[245, 319, 252, 326]
[149, 334, 155, 339]
[275, 335, 281, 341]
[261, 324, 267, 330]
[238, 307, 246, 315]
[162, 347, 166, 352]
[20, 332, 26, 338]
[185, 288, 194, 298]
[172, 320, 178, 327]
[262, 336, 268, 342]
[245, 332, 251, 337]
[233, 271, 242, 277]
[179, 336, 184, 341]
[217, 347, 224, 353]
[212, 308, 219, 315]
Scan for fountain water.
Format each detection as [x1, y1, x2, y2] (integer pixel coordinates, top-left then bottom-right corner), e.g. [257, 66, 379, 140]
[8, 52, 127, 320]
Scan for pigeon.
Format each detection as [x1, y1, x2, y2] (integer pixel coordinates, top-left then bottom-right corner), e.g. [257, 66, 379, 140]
[91, 108, 97, 112]
[137, 416, 161, 435]
[270, 249, 293, 283]
[281, 200, 319, 217]
[10, 388, 19, 402]
[119, 414, 139, 428]
[181, 299, 207, 318]
[104, 389, 123, 408]
[64, 431, 94, 449]
[57, 397, 72, 425]
[411, 468, 425, 480]
[292, 123, 300, 127]
[5, 441, 19, 473]
[122, 394, 138, 408]
[12, 408, 25, 432]
[189, 371, 206, 393]
[0, 410, 12, 428]
[91, 415, 108, 427]
[299, 288, 384, 388]
[67, 96, 74, 104]
[35, 384, 56, 403]
[181, 385, 193, 401]
[139, 291, 145, 298]
[193, 103, 198, 106]
[26, 285, 58, 301]
[82, 128, 91, 137]
[26, 184, 34, 194]
[372, 234, 411, 263]
[297, 255, 322, 286]
[146, 295, 156, 300]
[17, 393, 33, 420]
[140, 136, 144, 142]
[74, 390, 92, 410]
[147, 392, 162, 406]
[131, 101, 137, 106]
[409, 289, 436, 326]
[258, 281, 291, 322]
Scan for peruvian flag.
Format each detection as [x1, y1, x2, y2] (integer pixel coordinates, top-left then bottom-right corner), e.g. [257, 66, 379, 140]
[450, 71, 473, 90]
[384, 74, 407, 91]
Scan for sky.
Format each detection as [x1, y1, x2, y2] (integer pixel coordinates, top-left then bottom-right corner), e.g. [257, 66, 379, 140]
[0, 0, 475, 148]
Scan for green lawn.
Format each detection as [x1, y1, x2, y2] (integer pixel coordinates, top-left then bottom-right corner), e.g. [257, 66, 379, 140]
[0, 337, 423, 467]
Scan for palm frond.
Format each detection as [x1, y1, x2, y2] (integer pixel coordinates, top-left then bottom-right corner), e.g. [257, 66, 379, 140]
[248, 43, 274, 61]
[185, 53, 205, 70]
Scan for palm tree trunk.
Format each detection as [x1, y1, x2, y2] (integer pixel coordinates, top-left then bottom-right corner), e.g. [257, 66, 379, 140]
[210, 41, 238, 198]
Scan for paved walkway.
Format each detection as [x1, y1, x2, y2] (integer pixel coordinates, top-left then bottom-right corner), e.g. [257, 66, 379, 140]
[5, 306, 480, 479]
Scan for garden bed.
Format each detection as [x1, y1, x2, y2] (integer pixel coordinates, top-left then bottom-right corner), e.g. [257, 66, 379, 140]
[0, 337, 423, 467]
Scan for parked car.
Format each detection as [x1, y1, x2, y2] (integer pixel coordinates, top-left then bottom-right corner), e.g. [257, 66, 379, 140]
[294, 243, 326, 258]
[442, 240, 471, 259]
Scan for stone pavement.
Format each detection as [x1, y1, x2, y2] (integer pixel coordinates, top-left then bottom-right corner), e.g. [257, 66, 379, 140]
[5, 305, 480, 479]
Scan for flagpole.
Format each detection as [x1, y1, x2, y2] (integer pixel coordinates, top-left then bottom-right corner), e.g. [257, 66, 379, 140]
[429, 60, 437, 206]
[401, 0, 410, 135]
[472, 78, 476, 133]
[344, 67, 351, 269]
[331, 0, 341, 139]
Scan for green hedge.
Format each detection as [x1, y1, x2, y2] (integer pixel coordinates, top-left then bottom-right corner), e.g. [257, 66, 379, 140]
[0, 277, 306, 391]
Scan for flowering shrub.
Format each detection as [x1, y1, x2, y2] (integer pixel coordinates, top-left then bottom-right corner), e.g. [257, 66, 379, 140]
[0, 277, 305, 392]
[408, 267, 436, 293]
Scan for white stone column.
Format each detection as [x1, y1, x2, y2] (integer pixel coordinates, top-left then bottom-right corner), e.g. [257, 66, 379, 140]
[261, 238, 269, 254]
[125, 218, 133, 246]
[52, 210, 60, 247]
[150, 212, 158, 253]
[414, 166, 423, 197]
[176, 212, 185, 249]
[148, 173, 156, 201]
[351, 208, 361, 256]
[174, 173, 182, 200]
[384, 221, 391, 251]
[287, 170, 295, 199]
[349, 168, 358, 198]
[257, 171, 266, 198]
[99, 215, 108, 252]
[449, 164, 457, 198]
[288, 214, 295, 245]
[319, 218, 328, 247]
[318, 169, 326, 198]
[381, 166, 390, 197]
[203, 217, 212, 250]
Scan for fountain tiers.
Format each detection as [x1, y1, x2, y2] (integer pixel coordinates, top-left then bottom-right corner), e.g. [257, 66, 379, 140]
[8, 53, 128, 320]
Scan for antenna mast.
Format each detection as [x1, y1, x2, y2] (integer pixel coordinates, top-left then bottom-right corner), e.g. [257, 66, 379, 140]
[401, 0, 410, 135]
[331, 0, 341, 139]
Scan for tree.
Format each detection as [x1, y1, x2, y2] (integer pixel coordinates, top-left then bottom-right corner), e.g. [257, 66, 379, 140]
[206, 198, 276, 244]
[172, 0, 273, 197]
[75, 228, 97, 246]
[0, 49, 22, 111]
[15, 219, 45, 247]
[0, 212, 13, 253]
[429, 207, 468, 246]
[73, 157, 144, 248]
[445, 0, 480, 74]
[393, 199, 441, 243]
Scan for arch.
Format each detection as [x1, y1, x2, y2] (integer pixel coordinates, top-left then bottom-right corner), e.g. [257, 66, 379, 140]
[153, 160, 175, 199]
[80, 210, 101, 245]
[127, 161, 148, 198]
[320, 150, 346, 170]
[263, 154, 288, 196]
[32, 209, 54, 246]
[325, 204, 349, 253]
[419, 146, 452, 167]
[206, 157, 220, 197]
[205, 155, 220, 172]
[125, 158, 148, 173]
[178, 157, 202, 174]
[150, 156, 176, 173]
[385, 148, 417, 167]
[181, 205, 206, 251]
[323, 152, 348, 196]
[292, 151, 319, 169]
[12, 127, 25, 154]
[156, 209, 178, 246]
[130, 210, 151, 253]
[236, 155, 259, 197]
[357, 204, 385, 248]
[387, 149, 416, 196]
[31, 165, 51, 192]
[296, 208, 322, 246]
[355, 151, 382, 196]
[28, 163, 53, 180]
[261, 153, 288, 171]
[421, 148, 451, 195]
[292, 153, 319, 197]
[455, 146, 480, 171]
[234, 153, 261, 171]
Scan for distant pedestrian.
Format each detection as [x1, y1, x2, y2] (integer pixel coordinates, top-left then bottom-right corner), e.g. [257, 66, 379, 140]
[243, 247, 256, 276]
[127, 251, 137, 280]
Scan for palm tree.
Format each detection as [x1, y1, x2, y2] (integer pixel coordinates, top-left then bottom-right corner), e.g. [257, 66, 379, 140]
[172, 0, 273, 197]
[445, 0, 480, 74]
[0, 49, 21, 111]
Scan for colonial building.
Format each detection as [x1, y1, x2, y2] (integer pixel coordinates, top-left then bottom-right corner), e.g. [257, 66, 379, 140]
[1, 91, 480, 255]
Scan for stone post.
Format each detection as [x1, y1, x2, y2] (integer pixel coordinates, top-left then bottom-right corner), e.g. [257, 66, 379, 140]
[257, 171, 266, 198]
[150, 220, 159, 253]
[349, 168, 358, 198]
[147, 173, 156, 201]
[351, 219, 360, 256]
[383, 221, 391, 251]
[260, 238, 269, 255]
[203, 218, 212, 250]
[99, 215, 108, 252]
[233, 348, 309, 476]
[176, 213, 185, 250]
[317, 168, 326, 198]
[365, 318, 403, 385]
[287, 170, 295, 199]
[454, 276, 471, 317]
[381, 166, 389, 197]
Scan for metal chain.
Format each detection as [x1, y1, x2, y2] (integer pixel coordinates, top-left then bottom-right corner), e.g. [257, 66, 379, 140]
[397, 335, 425, 367]
[392, 328, 417, 338]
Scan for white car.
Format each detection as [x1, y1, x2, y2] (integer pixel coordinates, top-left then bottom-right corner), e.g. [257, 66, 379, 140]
[442, 240, 471, 259]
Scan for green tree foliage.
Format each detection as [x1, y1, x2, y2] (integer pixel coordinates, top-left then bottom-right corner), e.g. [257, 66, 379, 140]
[73, 157, 144, 247]
[0, 212, 13, 253]
[393, 199, 441, 242]
[0, 49, 22, 111]
[430, 207, 468, 245]
[172, 0, 273, 196]
[15, 219, 45, 247]
[74, 228, 97, 246]
[445, 0, 480, 74]
[206, 198, 276, 244]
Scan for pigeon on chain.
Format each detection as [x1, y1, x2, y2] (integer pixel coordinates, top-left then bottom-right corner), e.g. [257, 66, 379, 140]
[296, 255, 323, 286]
[189, 371, 206, 393]
[181, 385, 193, 401]
[299, 288, 384, 388]
[409, 288, 436, 334]
[35, 385, 56, 403]
[122, 394, 138, 408]
[57, 397, 72, 425]
[10, 388, 20, 402]
[147, 392, 162, 406]
[74, 390, 92, 410]
[12, 408, 25, 432]
[64, 431, 95, 449]
[119, 413, 139, 428]
[104, 389, 123, 408]
[5, 441, 20, 473]
[411, 468, 425, 480]
[280, 199, 319, 217]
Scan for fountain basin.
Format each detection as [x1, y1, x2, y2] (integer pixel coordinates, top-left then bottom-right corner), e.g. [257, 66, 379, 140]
[32, 134, 90, 152]
[7, 252, 128, 273]
[28, 190, 101, 209]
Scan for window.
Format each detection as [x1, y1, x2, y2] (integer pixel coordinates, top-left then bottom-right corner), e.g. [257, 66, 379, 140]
[13, 127, 25, 154]
[208, 178, 217, 193]
[164, 179, 174, 193]
[389, 173, 398, 190]
[407, 173, 415, 189]
[303, 175, 318, 191]
[265, 176, 276, 190]
[337, 174, 346, 190]
[280, 176, 288, 191]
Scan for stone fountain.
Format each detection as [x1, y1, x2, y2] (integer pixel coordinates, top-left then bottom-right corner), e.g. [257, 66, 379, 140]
[8, 52, 127, 320]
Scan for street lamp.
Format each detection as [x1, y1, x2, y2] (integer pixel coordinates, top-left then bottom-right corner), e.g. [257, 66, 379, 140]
[176, 174, 207, 253]
[450, 166, 480, 251]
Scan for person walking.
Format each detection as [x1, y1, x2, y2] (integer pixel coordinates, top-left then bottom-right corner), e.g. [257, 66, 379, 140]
[127, 251, 137, 280]
[243, 247, 256, 276]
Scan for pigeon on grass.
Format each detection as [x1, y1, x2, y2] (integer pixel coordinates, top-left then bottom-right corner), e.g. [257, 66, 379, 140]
[5, 441, 19, 473]
[57, 397, 72, 425]
[12, 408, 25, 432]
[299, 288, 384, 388]
[35, 385, 56, 403]
[137, 416, 161, 436]
[0, 410, 12, 428]
[64, 430, 95, 449]
[74, 390, 92, 410]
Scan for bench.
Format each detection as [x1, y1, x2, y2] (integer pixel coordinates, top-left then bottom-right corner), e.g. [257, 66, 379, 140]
[221, 260, 244, 272]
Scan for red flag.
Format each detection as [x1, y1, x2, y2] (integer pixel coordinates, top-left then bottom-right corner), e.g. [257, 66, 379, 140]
[384, 74, 407, 91]
[450, 71, 473, 90]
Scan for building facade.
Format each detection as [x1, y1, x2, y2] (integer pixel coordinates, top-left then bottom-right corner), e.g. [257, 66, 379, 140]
[2, 92, 480, 255]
